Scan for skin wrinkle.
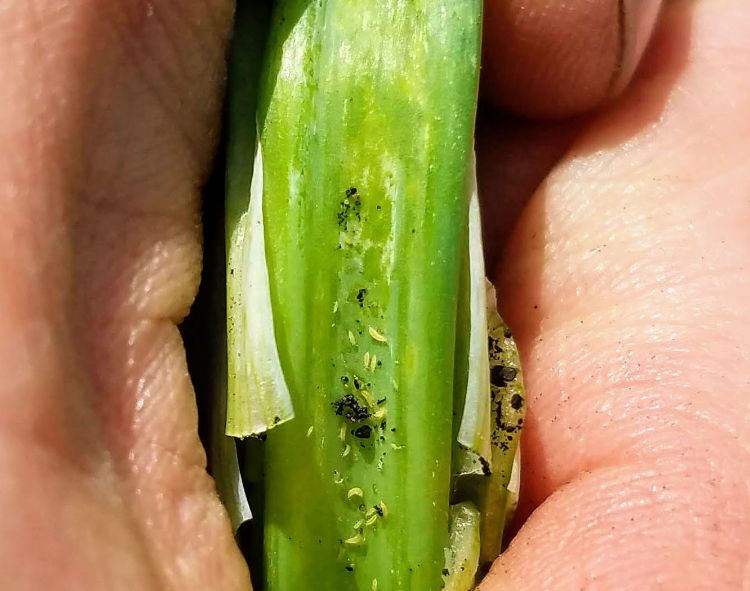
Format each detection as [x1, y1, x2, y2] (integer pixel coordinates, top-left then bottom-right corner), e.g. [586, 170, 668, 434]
[77, 205, 202, 323]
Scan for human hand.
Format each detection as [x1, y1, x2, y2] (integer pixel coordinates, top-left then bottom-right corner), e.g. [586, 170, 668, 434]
[478, 0, 750, 588]
[0, 1, 747, 590]
[0, 2, 246, 589]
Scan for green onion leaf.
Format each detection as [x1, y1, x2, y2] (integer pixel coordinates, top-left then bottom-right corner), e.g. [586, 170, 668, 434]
[443, 502, 481, 591]
[226, 138, 295, 438]
[220, 0, 528, 587]
[456, 156, 492, 468]
[478, 279, 526, 565]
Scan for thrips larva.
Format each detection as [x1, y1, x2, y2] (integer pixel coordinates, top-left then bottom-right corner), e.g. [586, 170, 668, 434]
[368, 326, 387, 343]
[347, 487, 364, 499]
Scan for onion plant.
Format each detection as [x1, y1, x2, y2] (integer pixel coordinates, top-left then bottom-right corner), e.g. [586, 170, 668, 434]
[213, 2, 525, 589]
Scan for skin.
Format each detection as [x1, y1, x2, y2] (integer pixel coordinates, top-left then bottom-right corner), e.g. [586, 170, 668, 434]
[0, 0, 747, 590]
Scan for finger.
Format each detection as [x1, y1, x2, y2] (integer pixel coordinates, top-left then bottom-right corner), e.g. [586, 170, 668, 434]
[0, 1, 249, 589]
[482, 0, 750, 588]
[482, 0, 663, 118]
[478, 0, 663, 264]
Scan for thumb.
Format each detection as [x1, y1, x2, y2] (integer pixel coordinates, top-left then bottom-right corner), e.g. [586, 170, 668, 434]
[481, 0, 750, 588]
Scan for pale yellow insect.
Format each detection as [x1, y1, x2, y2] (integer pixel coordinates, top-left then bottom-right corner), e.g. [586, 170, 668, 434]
[344, 532, 364, 546]
[359, 389, 375, 408]
[368, 326, 387, 343]
[347, 487, 364, 499]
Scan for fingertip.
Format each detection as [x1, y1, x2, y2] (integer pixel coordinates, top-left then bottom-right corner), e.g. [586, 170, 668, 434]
[482, 0, 662, 119]
[479, 463, 750, 590]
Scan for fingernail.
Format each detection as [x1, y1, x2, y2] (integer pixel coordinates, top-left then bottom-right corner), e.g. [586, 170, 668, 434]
[610, 0, 663, 94]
